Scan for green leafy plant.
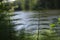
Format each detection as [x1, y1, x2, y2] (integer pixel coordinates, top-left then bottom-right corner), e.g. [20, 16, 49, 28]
[0, 0, 18, 40]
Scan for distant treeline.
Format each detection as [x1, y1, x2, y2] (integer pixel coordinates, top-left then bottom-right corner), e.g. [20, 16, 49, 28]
[14, 0, 60, 11]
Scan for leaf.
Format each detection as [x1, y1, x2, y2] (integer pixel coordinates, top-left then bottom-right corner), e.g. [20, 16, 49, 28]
[50, 24, 55, 28]
[58, 18, 60, 21]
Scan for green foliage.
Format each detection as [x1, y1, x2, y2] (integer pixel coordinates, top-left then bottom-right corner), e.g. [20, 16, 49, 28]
[17, 0, 38, 11]
[50, 24, 56, 28]
[18, 28, 60, 40]
[18, 28, 36, 40]
[36, 29, 60, 40]
[16, 0, 60, 11]
[0, 0, 18, 40]
[18, 28, 26, 40]
[50, 17, 60, 28]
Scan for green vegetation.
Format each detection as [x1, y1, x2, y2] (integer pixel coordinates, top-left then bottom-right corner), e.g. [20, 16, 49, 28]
[16, 0, 60, 11]
[0, 0, 18, 40]
[18, 28, 60, 40]
[0, 0, 60, 40]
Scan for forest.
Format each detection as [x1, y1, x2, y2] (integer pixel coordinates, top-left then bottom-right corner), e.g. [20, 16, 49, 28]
[0, 0, 60, 40]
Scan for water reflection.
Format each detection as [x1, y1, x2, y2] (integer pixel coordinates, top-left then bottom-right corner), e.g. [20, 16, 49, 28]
[12, 11, 58, 33]
[12, 11, 37, 30]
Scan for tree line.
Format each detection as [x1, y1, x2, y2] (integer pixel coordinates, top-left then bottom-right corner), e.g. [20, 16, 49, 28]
[14, 0, 60, 11]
